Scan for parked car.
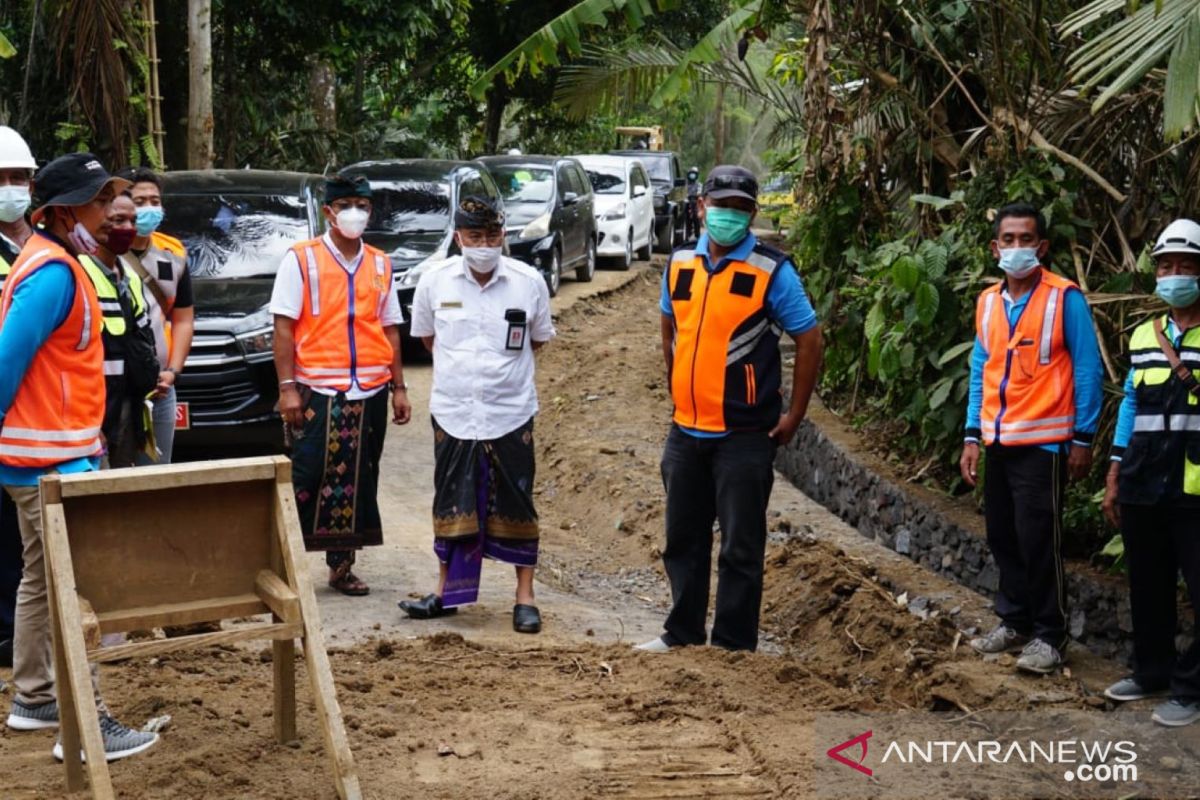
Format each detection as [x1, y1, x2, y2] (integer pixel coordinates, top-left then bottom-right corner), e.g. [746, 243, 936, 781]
[609, 149, 685, 252]
[574, 154, 654, 269]
[162, 169, 325, 453]
[339, 159, 504, 353]
[477, 155, 597, 296]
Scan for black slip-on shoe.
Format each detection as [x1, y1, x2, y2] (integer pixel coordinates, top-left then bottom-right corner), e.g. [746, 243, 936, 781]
[513, 604, 541, 634]
[399, 594, 458, 620]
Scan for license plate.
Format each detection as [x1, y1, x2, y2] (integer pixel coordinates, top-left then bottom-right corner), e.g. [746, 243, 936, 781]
[175, 402, 191, 430]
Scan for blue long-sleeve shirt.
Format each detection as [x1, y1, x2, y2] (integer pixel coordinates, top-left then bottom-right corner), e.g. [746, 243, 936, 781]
[0, 260, 101, 486]
[965, 283, 1103, 452]
[1110, 318, 1185, 461]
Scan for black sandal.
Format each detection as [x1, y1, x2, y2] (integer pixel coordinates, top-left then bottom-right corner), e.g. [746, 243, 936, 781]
[399, 594, 457, 619]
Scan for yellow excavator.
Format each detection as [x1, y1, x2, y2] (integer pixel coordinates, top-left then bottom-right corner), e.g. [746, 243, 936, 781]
[614, 126, 664, 151]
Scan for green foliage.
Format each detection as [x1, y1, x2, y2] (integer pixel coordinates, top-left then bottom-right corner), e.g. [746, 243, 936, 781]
[0, 30, 15, 58]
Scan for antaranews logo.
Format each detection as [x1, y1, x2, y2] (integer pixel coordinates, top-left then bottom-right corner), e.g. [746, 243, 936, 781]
[826, 730, 873, 777]
[823, 728, 1138, 784]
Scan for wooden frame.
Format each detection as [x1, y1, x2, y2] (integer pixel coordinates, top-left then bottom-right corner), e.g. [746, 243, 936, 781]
[41, 456, 361, 800]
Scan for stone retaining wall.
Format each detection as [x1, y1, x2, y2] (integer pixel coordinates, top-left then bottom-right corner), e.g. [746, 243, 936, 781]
[775, 415, 1143, 660]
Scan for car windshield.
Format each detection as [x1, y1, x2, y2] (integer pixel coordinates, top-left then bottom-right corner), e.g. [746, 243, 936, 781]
[586, 168, 626, 195]
[492, 166, 554, 204]
[166, 193, 309, 279]
[639, 157, 672, 182]
[367, 181, 451, 234]
[763, 174, 793, 193]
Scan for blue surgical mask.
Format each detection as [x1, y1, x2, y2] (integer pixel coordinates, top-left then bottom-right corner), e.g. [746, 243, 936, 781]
[135, 205, 164, 237]
[998, 247, 1040, 279]
[705, 207, 752, 247]
[1156, 275, 1200, 308]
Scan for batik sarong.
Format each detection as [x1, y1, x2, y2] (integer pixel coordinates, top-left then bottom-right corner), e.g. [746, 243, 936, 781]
[432, 416, 539, 608]
[290, 387, 388, 553]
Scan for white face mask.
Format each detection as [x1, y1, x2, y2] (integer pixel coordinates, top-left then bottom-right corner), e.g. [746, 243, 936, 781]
[67, 215, 101, 256]
[462, 246, 502, 274]
[0, 185, 31, 223]
[334, 207, 369, 239]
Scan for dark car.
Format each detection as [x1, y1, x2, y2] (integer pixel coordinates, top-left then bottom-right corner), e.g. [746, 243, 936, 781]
[609, 150, 686, 252]
[340, 159, 505, 350]
[161, 169, 325, 454]
[476, 155, 597, 297]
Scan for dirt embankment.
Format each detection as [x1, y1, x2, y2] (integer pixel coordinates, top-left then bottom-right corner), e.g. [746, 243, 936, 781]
[0, 270, 1110, 800]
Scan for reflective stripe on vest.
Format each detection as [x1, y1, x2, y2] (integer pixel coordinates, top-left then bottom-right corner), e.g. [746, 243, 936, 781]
[666, 242, 787, 433]
[1123, 316, 1200, 499]
[0, 251, 10, 297]
[0, 233, 104, 467]
[291, 238, 394, 393]
[976, 269, 1078, 446]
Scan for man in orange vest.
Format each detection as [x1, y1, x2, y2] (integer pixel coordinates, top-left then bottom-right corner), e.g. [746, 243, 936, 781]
[961, 202, 1103, 674]
[637, 165, 823, 653]
[0, 153, 158, 760]
[271, 173, 411, 596]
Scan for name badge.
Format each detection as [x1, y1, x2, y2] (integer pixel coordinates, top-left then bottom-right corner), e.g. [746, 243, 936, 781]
[505, 308, 527, 351]
[439, 301, 463, 309]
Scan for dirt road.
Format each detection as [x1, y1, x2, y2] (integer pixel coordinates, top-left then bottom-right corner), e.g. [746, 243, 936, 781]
[1, 257, 1130, 799]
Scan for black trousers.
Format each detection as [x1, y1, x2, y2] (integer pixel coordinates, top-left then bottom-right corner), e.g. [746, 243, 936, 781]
[0, 488, 20, 641]
[1121, 502, 1200, 700]
[660, 425, 776, 651]
[983, 444, 1068, 648]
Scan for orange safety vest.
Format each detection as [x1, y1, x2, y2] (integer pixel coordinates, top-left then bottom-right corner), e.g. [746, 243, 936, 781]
[291, 238, 395, 392]
[0, 233, 105, 467]
[977, 268, 1077, 446]
[666, 241, 788, 432]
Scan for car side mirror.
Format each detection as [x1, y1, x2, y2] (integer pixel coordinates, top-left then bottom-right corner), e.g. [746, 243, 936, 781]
[563, 191, 579, 206]
[673, 177, 686, 187]
[633, 185, 647, 197]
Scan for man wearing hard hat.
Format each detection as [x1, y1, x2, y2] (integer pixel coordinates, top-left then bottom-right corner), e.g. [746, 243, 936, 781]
[0, 126, 36, 670]
[1101, 219, 1200, 728]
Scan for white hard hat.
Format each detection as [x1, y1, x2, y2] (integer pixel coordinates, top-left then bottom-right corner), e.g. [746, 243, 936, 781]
[506, 148, 522, 156]
[0, 126, 36, 171]
[1152, 218, 1200, 258]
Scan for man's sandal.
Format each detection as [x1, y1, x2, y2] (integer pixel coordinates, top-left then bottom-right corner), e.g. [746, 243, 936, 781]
[328, 565, 370, 596]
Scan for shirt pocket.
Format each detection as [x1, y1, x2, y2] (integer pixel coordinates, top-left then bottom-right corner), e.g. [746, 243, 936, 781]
[433, 307, 475, 348]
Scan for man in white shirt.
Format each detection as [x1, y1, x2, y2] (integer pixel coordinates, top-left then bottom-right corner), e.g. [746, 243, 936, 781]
[402, 196, 555, 633]
[270, 173, 411, 596]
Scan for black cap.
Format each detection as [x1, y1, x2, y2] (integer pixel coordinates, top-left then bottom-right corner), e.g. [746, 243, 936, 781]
[31, 153, 130, 224]
[324, 173, 372, 204]
[702, 165, 758, 202]
[454, 195, 505, 229]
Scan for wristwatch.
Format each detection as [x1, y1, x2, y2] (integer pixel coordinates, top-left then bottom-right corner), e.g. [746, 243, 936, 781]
[393, 381, 408, 391]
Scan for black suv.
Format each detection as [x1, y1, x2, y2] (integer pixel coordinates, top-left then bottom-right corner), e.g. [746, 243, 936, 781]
[162, 170, 325, 453]
[339, 159, 505, 351]
[477, 155, 597, 296]
[609, 150, 686, 252]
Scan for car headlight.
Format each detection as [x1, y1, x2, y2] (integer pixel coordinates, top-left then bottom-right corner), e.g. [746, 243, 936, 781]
[236, 326, 274, 361]
[519, 212, 551, 240]
[397, 252, 446, 288]
[602, 203, 627, 221]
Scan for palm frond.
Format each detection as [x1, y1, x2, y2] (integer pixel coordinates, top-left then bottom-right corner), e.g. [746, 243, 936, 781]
[1060, 0, 1200, 137]
[467, 0, 663, 100]
[54, 0, 139, 159]
[647, 0, 762, 106]
[554, 40, 682, 119]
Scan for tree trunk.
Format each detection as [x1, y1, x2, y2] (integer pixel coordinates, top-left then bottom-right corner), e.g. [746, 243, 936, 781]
[221, 0, 236, 168]
[714, 82, 726, 164]
[482, 80, 509, 156]
[187, 0, 213, 169]
[309, 57, 337, 132]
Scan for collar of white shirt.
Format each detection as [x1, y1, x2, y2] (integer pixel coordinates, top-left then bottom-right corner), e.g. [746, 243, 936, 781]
[454, 255, 510, 289]
[321, 232, 365, 274]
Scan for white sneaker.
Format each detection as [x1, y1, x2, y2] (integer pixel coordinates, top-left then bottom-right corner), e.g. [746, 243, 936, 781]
[52, 714, 159, 762]
[634, 637, 675, 653]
